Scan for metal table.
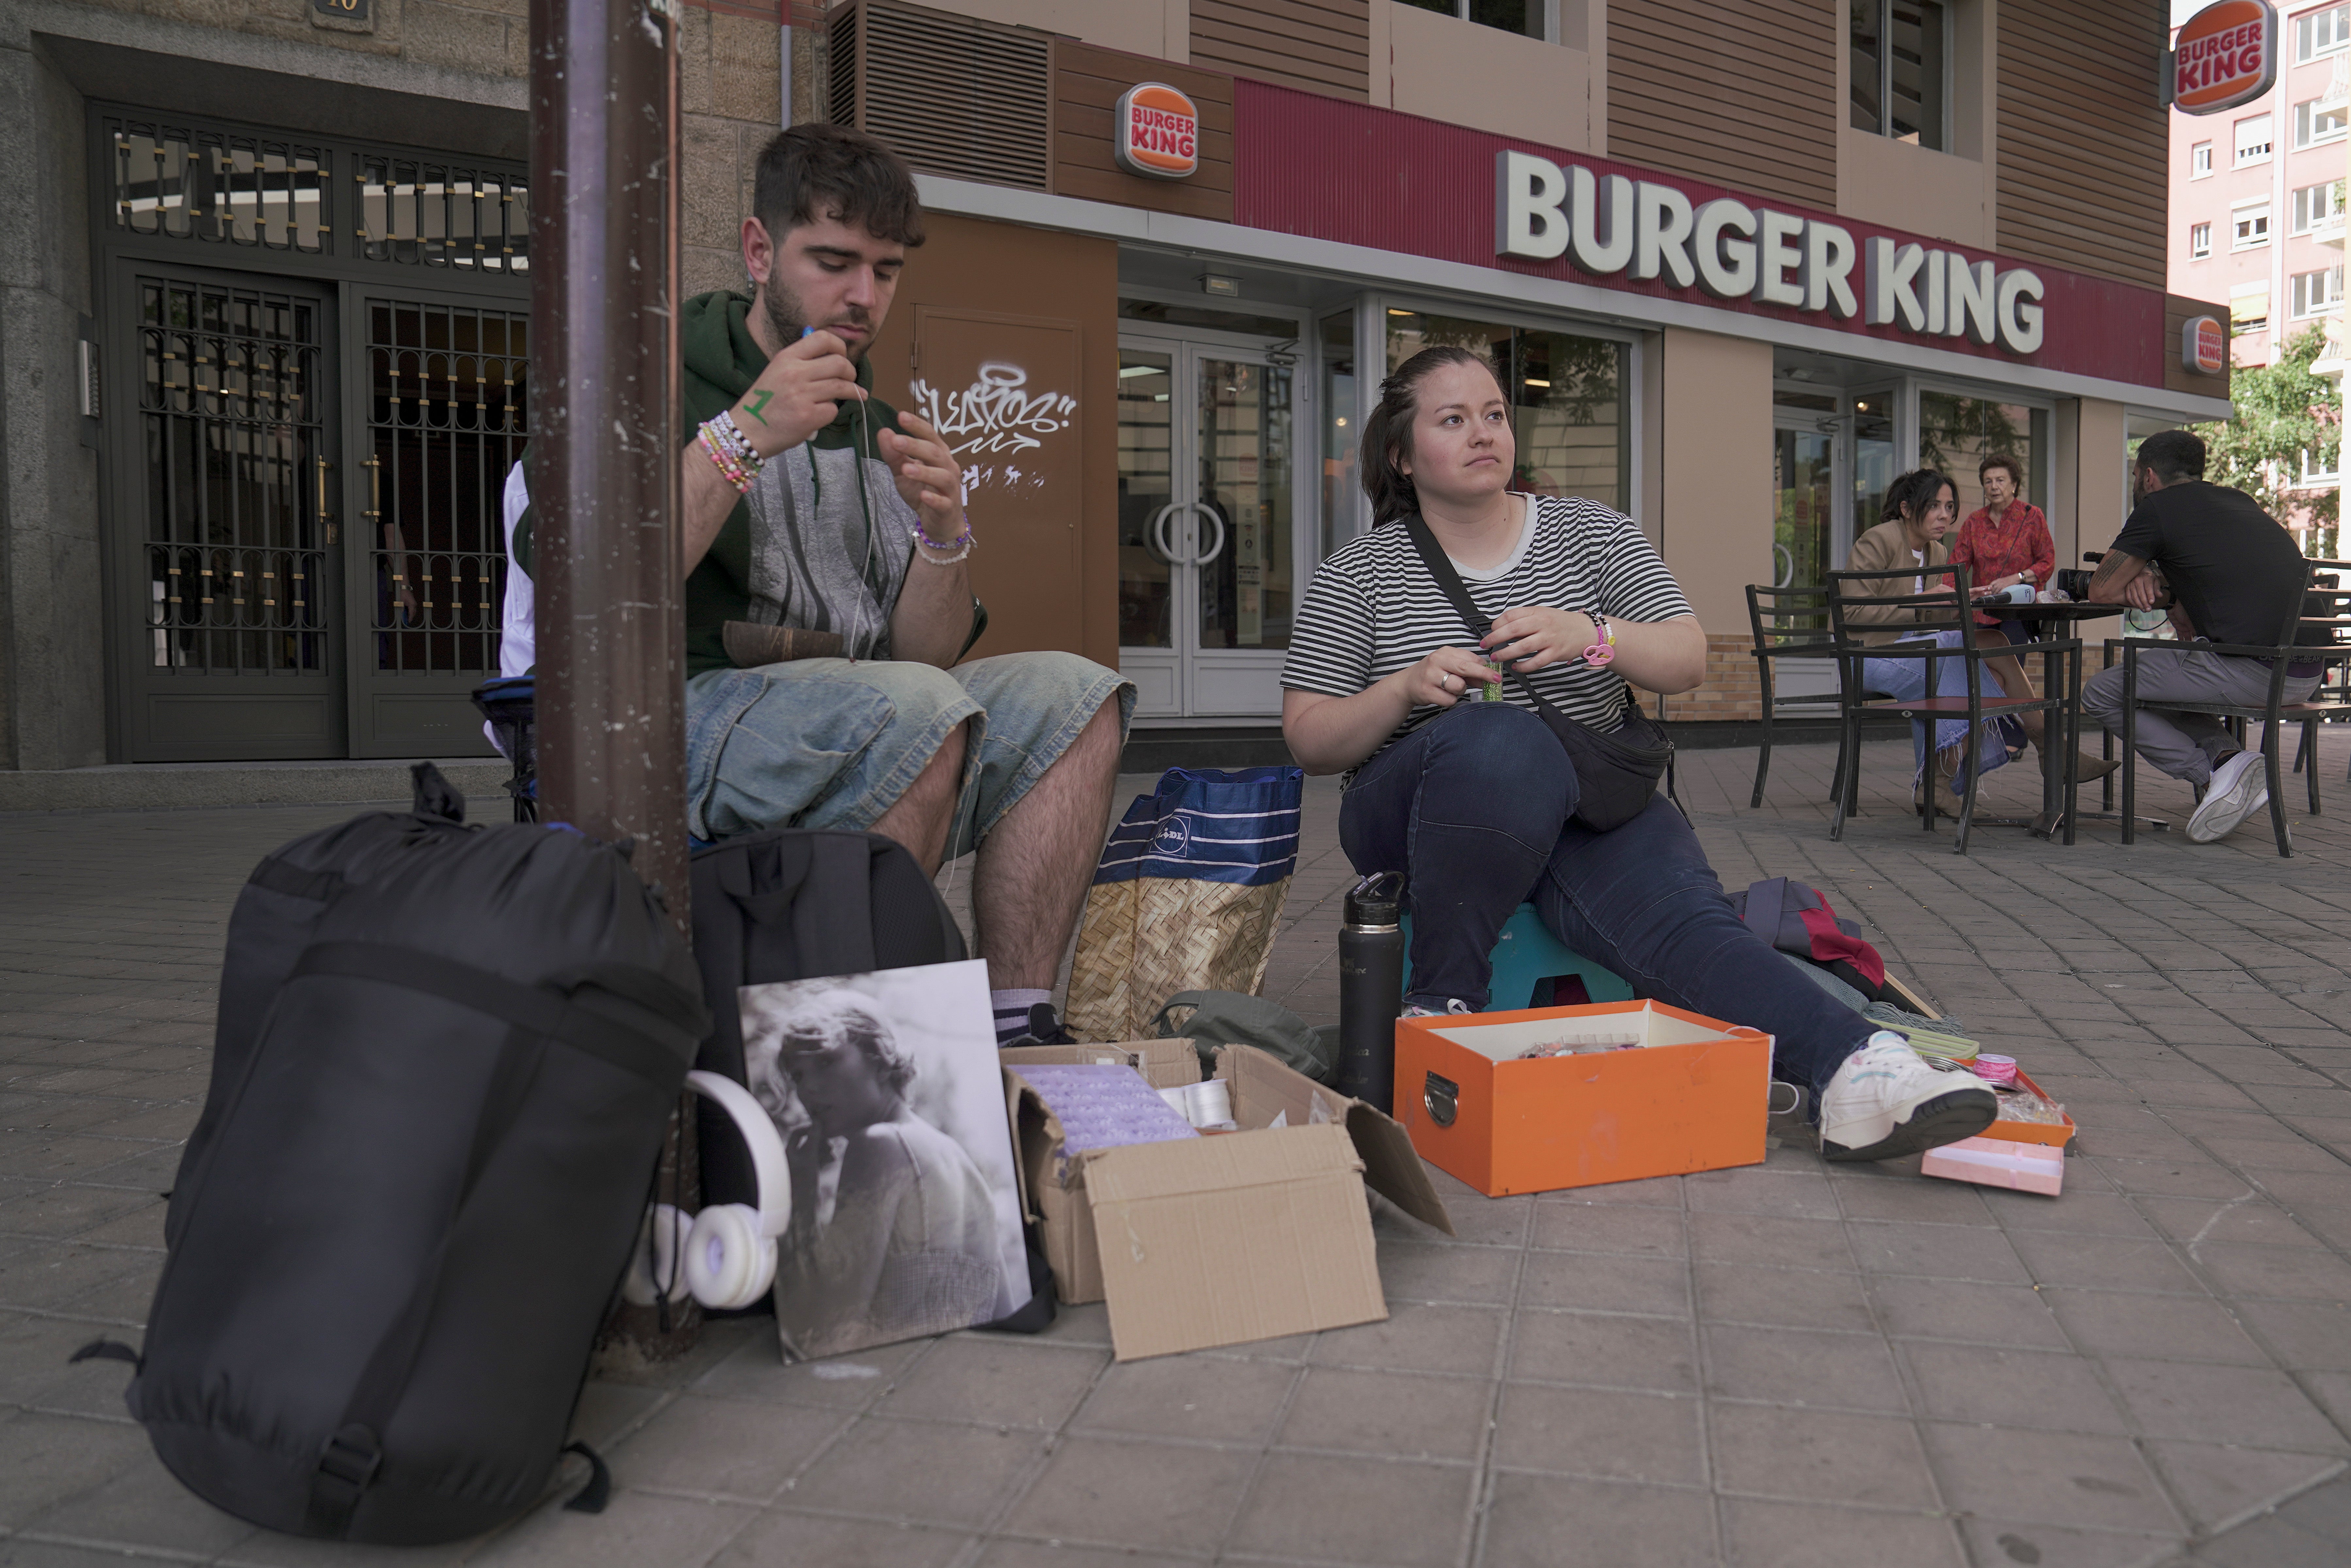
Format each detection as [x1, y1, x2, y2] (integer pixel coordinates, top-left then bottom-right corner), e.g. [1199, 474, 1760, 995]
[2005, 599, 2171, 836]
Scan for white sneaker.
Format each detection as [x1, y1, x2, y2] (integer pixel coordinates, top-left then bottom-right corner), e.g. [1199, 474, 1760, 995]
[1818, 1032, 1998, 1162]
[2187, 750, 2268, 843]
[1403, 999, 1475, 1017]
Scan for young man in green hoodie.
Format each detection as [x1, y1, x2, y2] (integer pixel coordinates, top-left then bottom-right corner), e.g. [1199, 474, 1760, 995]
[508, 124, 1132, 1044]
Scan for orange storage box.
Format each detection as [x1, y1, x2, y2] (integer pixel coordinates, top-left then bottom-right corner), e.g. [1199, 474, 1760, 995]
[1394, 1000, 1773, 1196]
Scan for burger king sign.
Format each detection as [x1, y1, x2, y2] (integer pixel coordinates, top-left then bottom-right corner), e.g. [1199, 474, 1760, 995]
[2168, 0, 2277, 116]
[1114, 83, 1200, 180]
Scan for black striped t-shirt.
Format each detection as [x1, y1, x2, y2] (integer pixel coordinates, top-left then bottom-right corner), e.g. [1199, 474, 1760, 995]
[1281, 494, 1695, 761]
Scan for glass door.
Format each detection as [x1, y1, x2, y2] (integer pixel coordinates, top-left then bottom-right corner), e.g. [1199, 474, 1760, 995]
[1117, 334, 1300, 719]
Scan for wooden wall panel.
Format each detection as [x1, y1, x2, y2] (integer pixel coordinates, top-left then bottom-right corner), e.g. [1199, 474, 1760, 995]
[1189, 0, 1369, 103]
[1997, 0, 2169, 291]
[1054, 42, 1236, 223]
[1606, 0, 1838, 210]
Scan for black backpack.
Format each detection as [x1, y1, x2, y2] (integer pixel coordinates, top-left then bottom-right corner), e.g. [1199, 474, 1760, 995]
[91, 766, 708, 1545]
[685, 828, 965, 1216]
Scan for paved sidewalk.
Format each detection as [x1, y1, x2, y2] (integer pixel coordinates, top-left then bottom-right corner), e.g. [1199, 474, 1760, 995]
[3, 732, 2349, 1567]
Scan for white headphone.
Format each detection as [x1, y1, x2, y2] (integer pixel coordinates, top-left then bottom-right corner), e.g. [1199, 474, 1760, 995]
[622, 1070, 792, 1312]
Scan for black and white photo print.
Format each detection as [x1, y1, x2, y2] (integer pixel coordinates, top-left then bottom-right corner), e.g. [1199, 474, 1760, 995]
[737, 958, 1030, 1358]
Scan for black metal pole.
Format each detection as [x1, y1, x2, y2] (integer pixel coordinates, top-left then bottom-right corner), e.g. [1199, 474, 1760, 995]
[530, 0, 694, 1357]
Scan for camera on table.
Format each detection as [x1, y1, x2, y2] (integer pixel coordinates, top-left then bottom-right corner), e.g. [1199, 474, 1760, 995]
[2054, 568, 2097, 600]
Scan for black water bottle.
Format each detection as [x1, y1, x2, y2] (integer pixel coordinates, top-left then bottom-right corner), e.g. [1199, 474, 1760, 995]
[1335, 873, 1404, 1113]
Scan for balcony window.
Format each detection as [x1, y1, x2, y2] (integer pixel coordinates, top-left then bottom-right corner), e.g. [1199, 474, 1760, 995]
[2296, 98, 2350, 148]
[2293, 180, 2346, 234]
[2295, 4, 2349, 62]
[2292, 264, 2345, 318]
[2236, 113, 2275, 164]
[1396, 0, 1546, 38]
[2233, 286, 2271, 336]
[1850, 0, 1948, 150]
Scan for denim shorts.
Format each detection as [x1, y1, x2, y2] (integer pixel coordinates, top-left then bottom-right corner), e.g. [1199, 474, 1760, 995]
[684, 652, 1134, 857]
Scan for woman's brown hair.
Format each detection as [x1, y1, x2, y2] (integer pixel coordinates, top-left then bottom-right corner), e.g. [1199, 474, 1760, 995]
[1359, 345, 1504, 526]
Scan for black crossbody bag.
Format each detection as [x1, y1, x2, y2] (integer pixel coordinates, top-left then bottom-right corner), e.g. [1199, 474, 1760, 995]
[1402, 511, 1676, 833]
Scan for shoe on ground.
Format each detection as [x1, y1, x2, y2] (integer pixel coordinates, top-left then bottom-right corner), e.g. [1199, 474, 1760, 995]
[1000, 1002, 1077, 1048]
[2187, 750, 2268, 843]
[1403, 999, 1476, 1017]
[2073, 753, 2122, 782]
[1818, 1032, 1998, 1162]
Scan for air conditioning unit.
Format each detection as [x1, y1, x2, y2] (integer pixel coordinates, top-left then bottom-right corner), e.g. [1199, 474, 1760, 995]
[827, 0, 1054, 193]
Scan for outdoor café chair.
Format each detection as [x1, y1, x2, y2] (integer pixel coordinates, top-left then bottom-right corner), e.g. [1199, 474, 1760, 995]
[1825, 564, 2083, 855]
[2121, 559, 2351, 856]
[1743, 582, 1856, 808]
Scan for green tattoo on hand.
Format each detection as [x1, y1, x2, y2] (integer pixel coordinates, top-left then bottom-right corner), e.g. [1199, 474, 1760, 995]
[743, 390, 772, 425]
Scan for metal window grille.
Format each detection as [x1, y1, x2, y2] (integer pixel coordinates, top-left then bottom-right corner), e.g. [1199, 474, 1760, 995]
[364, 299, 528, 676]
[109, 120, 331, 253]
[356, 153, 530, 274]
[139, 276, 329, 674]
[828, 0, 1052, 192]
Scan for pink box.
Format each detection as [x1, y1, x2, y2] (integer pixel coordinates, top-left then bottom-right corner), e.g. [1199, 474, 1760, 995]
[1921, 1135, 2065, 1197]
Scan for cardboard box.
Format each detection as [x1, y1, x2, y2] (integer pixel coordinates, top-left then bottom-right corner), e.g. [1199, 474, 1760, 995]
[1973, 1066, 2077, 1149]
[1922, 1135, 2065, 1195]
[1003, 1042, 1453, 1360]
[1394, 1000, 1774, 1196]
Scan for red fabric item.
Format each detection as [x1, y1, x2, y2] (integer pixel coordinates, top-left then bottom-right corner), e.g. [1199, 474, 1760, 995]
[1797, 904, 1887, 989]
[1951, 500, 2056, 626]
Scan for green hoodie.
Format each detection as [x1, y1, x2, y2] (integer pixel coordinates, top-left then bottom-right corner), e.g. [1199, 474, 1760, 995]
[514, 290, 914, 677]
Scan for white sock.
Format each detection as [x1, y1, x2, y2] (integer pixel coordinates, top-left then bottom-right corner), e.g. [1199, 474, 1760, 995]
[991, 989, 1053, 1043]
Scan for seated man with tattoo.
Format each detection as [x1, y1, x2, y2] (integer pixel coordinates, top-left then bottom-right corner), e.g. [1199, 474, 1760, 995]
[2079, 429, 2325, 843]
[505, 124, 1133, 1044]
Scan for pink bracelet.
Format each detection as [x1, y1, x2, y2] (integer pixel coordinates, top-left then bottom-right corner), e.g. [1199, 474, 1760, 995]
[1580, 611, 1617, 669]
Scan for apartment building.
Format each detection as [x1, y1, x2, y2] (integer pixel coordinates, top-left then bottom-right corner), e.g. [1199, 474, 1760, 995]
[0, 0, 2228, 768]
[2169, 0, 2346, 365]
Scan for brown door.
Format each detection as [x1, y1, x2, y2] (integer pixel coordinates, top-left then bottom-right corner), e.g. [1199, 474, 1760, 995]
[109, 260, 345, 760]
[903, 305, 1085, 657]
[342, 286, 526, 757]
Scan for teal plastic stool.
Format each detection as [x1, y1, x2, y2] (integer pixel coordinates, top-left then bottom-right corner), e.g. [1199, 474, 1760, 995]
[1399, 902, 1635, 1011]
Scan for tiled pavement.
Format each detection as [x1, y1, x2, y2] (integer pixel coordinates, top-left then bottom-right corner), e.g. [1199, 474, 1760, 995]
[3, 730, 2350, 1567]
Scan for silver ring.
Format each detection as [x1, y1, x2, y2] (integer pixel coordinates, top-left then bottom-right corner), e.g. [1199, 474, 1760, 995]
[1445, 674, 1456, 691]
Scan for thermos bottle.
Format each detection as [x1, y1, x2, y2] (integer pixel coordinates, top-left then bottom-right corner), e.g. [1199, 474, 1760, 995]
[1335, 872, 1404, 1113]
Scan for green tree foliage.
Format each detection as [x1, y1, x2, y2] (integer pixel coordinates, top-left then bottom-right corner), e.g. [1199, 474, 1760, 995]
[2191, 325, 2341, 550]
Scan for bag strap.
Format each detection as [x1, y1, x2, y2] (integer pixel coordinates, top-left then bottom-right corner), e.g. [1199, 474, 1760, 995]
[291, 943, 699, 1088]
[1403, 510, 1675, 780]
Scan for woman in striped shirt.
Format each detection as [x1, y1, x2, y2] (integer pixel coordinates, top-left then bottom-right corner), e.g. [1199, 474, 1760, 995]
[1280, 347, 1994, 1163]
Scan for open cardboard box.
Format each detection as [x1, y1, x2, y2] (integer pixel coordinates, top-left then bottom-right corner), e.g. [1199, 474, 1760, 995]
[1002, 1041, 1453, 1361]
[1395, 1000, 1774, 1196]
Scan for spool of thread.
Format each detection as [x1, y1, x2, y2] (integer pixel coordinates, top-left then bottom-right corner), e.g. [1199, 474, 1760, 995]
[1184, 1078, 1233, 1128]
[1161, 1078, 1234, 1129]
[1971, 1054, 2018, 1087]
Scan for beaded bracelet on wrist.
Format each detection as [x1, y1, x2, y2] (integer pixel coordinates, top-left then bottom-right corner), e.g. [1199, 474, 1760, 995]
[696, 424, 757, 493]
[911, 519, 975, 565]
[706, 409, 760, 467]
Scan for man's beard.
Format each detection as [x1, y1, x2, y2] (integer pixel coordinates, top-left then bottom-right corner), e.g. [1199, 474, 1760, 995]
[760, 272, 808, 347]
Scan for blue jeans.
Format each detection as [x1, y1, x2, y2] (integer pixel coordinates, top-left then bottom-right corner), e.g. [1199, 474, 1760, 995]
[1862, 632, 2010, 786]
[1337, 703, 1876, 1102]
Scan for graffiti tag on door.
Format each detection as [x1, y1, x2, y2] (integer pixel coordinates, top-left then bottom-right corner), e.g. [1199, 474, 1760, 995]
[908, 362, 1077, 494]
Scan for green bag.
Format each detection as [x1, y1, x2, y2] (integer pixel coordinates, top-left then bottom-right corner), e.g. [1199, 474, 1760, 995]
[1150, 990, 1339, 1085]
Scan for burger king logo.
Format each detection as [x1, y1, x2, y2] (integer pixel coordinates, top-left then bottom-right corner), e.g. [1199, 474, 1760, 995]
[1115, 83, 1199, 180]
[2171, 0, 2277, 116]
[2182, 315, 2227, 375]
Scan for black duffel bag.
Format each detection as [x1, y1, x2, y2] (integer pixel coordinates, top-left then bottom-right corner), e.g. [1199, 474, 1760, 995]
[1402, 512, 1675, 831]
[85, 765, 708, 1545]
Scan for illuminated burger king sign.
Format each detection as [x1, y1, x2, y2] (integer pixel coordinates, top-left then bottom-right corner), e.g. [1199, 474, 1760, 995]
[1114, 83, 1200, 179]
[2169, 0, 2277, 115]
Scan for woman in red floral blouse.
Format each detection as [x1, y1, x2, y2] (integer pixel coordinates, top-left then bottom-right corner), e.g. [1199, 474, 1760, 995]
[1948, 456, 2115, 780]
